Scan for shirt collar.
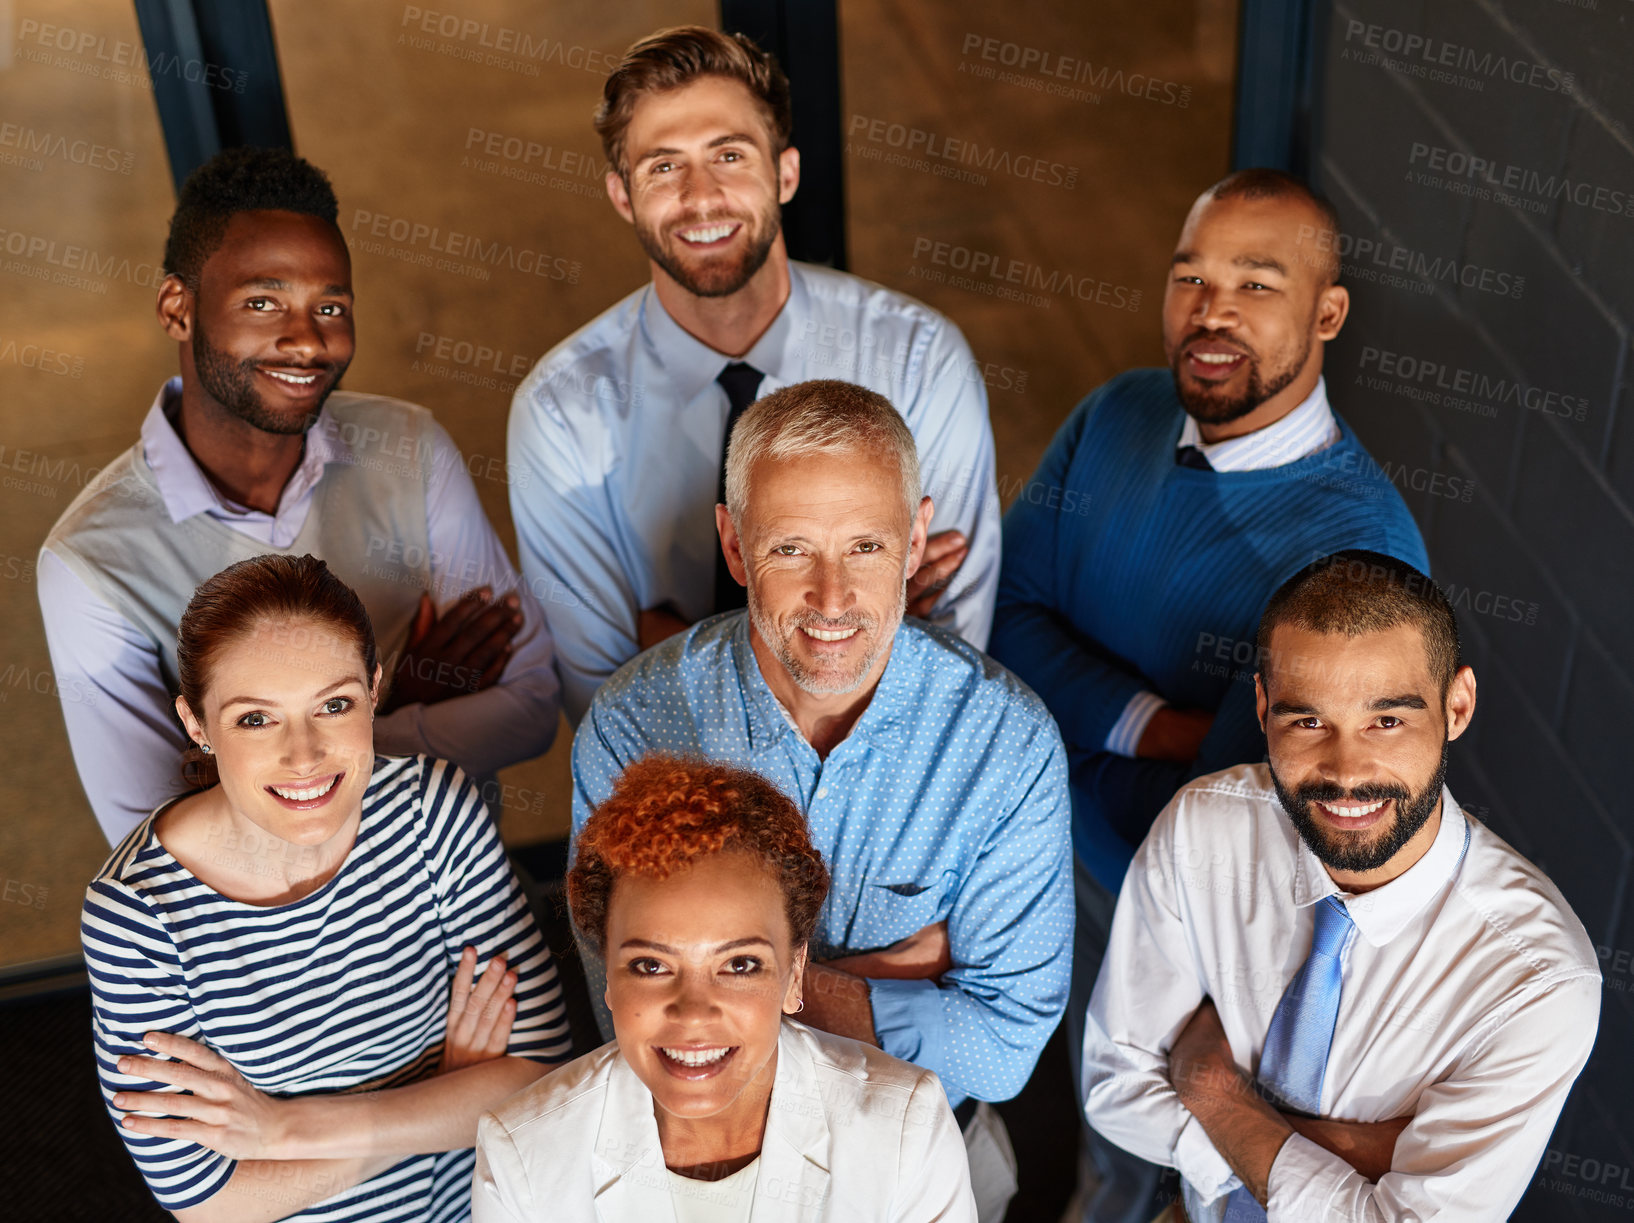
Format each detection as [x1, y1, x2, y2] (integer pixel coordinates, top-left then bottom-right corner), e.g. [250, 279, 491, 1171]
[731, 611, 913, 754]
[139, 377, 355, 524]
[637, 265, 806, 404]
[1290, 787, 1471, 948]
[1177, 376, 1338, 472]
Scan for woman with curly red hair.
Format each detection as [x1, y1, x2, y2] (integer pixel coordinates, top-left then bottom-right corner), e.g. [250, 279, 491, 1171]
[473, 755, 977, 1221]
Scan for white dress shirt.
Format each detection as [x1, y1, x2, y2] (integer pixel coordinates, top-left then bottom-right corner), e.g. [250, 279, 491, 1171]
[1083, 762, 1601, 1222]
[473, 1019, 977, 1222]
[507, 261, 1002, 723]
[39, 379, 561, 843]
[1103, 379, 1342, 758]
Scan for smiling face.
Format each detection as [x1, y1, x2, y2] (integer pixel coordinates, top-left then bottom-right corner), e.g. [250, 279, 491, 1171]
[605, 850, 805, 1137]
[606, 74, 798, 299]
[724, 448, 930, 699]
[1162, 192, 1347, 435]
[1257, 622, 1476, 889]
[171, 209, 355, 433]
[176, 615, 379, 848]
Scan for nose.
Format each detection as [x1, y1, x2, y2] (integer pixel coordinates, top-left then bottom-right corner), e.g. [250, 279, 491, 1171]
[665, 968, 721, 1025]
[677, 160, 729, 211]
[1316, 730, 1377, 795]
[280, 716, 326, 774]
[275, 306, 326, 363]
[806, 557, 855, 620]
[1193, 292, 1235, 332]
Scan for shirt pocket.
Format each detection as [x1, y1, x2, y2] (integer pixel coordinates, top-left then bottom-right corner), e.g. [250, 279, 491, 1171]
[847, 871, 959, 953]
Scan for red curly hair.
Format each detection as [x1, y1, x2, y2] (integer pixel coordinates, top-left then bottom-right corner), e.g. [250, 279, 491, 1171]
[568, 755, 830, 953]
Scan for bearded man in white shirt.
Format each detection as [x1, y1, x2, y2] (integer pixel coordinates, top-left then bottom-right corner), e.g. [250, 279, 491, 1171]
[1083, 549, 1600, 1222]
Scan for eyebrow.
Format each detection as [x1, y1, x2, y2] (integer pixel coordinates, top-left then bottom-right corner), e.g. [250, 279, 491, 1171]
[239, 277, 352, 295]
[1371, 693, 1429, 711]
[220, 677, 363, 710]
[1269, 700, 1319, 717]
[619, 937, 775, 955]
[1169, 252, 1288, 275]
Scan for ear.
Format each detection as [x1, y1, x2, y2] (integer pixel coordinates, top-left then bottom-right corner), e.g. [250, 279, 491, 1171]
[369, 662, 383, 714]
[904, 495, 934, 578]
[605, 170, 635, 225]
[176, 694, 205, 747]
[1444, 665, 1477, 742]
[157, 274, 193, 342]
[1314, 282, 1349, 342]
[783, 941, 809, 1014]
[776, 145, 801, 206]
[1254, 672, 1269, 733]
[716, 503, 748, 587]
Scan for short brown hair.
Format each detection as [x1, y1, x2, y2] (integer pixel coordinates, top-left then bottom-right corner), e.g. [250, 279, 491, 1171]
[594, 25, 793, 178]
[176, 554, 378, 786]
[1256, 550, 1461, 697]
[568, 755, 830, 953]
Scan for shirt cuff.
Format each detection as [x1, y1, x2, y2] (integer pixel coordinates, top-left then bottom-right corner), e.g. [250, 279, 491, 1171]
[1174, 1113, 1239, 1203]
[1265, 1132, 1349, 1219]
[1104, 690, 1168, 757]
[868, 977, 952, 1098]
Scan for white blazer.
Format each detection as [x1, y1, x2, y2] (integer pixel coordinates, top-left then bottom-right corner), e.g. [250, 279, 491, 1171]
[473, 1018, 977, 1221]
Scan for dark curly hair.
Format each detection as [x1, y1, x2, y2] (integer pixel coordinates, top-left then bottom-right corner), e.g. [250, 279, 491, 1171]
[163, 146, 339, 289]
[569, 755, 830, 953]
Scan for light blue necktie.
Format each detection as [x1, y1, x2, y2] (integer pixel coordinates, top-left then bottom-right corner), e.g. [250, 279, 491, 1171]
[1222, 895, 1355, 1221]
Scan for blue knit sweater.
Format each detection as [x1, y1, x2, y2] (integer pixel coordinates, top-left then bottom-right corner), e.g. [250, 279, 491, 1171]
[990, 369, 1430, 889]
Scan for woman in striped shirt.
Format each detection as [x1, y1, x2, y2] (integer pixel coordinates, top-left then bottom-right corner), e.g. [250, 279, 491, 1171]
[81, 553, 572, 1222]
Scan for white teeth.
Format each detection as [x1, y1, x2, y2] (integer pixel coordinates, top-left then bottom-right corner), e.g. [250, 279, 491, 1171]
[680, 223, 735, 243]
[270, 775, 339, 802]
[1193, 352, 1241, 364]
[265, 370, 319, 384]
[661, 1046, 731, 1066]
[805, 626, 858, 642]
[1320, 799, 1386, 818]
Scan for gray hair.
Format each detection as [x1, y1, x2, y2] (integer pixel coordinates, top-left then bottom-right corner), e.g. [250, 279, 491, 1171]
[723, 379, 921, 522]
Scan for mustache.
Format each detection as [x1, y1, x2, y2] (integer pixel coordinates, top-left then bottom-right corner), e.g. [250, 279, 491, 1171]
[1290, 779, 1411, 805]
[1178, 330, 1256, 360]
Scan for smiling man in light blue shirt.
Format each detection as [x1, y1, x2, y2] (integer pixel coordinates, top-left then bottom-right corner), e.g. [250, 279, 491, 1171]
[509, 26, 1000, 723]
[572, 379, 1070, 1221]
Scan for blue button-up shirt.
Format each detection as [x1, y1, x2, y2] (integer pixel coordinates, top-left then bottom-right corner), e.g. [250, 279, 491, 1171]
[510, 261, 1002, 723]
[572, 613, 1073, 1105]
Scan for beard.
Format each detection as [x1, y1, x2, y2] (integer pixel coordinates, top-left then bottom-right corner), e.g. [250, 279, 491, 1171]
[634, 201, 781, 298]
[1169, 328, 1310, 426]
[1269, 738, 1449, 874]
[747, 582, 904, 697]
[192, 314, 345, 435]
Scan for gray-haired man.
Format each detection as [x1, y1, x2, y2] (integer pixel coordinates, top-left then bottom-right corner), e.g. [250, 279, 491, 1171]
[571, 379, 1073, 1220]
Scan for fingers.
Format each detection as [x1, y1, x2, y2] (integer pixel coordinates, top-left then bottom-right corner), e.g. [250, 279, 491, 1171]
[405, 592, 436, 648]
[906, 534, 969, 616]
[920, 530, 967, 564]
[447, 949, 516, 1051]
[443, 594, 522, 665]
[416, 587, 495, 653]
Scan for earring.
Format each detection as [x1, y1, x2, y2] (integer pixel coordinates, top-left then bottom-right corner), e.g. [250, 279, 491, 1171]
[198, 743, 212, 754]
[793, 998, 805, 1014]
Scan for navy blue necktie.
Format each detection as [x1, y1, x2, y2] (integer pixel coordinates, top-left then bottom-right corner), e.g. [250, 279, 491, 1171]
[1222, 895, 1355, 1220]
[713, 362, 763, 613]
[1176, 443, 1214, 470]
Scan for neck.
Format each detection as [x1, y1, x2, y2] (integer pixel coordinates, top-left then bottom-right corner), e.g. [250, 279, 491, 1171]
[651, 242, 792, 358]
[1194, 361, 1323, 444]
[655, 1053, 775, 1175]
[1327, 797, 1443, 895]
[173, 365, 307, 514]
[157, 785, 360, 905]
[749, 621, 888, 760]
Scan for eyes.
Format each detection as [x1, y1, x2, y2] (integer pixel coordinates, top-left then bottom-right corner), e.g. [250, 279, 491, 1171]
[769, 541, 885, 558]
[1172, 274, 1274, 292]
[1285, 714, 1407, 731]
[233, 696, 356, 729]
[647, 148, 749, 176]
[243, 297, 349, 317]
[624, 954, 765, 978]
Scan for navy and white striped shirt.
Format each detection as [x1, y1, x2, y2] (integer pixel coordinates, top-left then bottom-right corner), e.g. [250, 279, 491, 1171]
[82, 755, 572, 1221]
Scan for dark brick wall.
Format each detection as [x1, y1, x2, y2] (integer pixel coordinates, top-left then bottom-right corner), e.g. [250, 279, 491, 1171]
[1311, 2, 1634, 1217]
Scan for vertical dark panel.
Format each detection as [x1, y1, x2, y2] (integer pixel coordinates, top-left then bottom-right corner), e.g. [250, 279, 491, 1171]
[1231, 0, 1325, 175]
[720, 0, 847, 269]
[132, 0, 292, 192]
